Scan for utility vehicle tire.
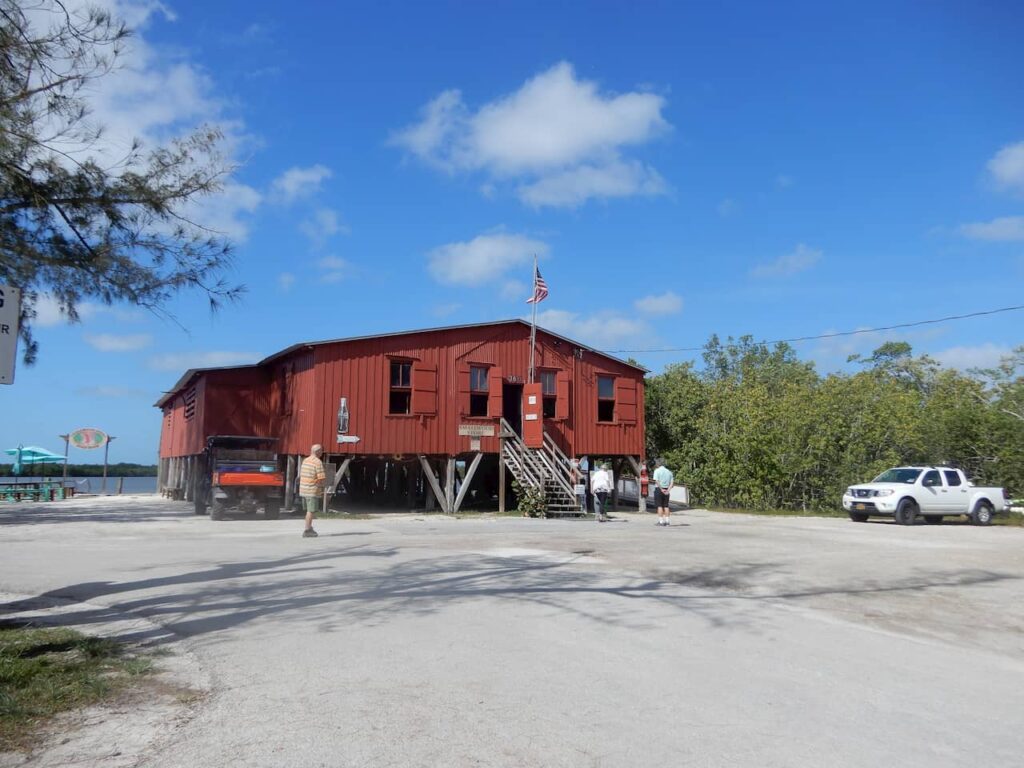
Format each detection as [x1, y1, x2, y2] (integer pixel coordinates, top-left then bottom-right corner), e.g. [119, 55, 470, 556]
[894, 498, 917, 526]
[849, 512, 869, 523]
[971, 501, 994, 526]
[210, 501, 225, 521]
[924, 515, 942, 525]
[265, 499, 281, 520]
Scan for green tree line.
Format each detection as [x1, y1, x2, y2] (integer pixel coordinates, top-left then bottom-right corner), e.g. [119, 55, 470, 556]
[645, 337, 1023, 511]
[0, 463, 157, 478]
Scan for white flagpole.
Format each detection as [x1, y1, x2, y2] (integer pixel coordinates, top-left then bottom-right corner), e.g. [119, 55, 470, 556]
[528, 254, 538, 384]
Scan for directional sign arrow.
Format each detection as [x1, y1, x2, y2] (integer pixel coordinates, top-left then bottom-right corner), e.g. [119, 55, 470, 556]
[336, 435, 361, 444]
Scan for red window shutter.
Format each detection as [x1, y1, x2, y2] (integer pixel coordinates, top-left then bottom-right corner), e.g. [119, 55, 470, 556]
[457, 366, 472, 415]
[555, 371, 570, 420]
[411, 362, 437, 415]
[487, 366, 504, 418]
[616, 378, 637, 424]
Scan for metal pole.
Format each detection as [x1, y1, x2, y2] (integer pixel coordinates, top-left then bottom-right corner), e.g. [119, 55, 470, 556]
[528, 254, 538, 384]
[60, 434, 69, 488]
[102, 436, 116, 495]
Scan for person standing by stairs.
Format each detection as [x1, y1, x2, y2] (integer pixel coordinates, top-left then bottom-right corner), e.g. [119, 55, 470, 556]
[591, 462, 613, 522]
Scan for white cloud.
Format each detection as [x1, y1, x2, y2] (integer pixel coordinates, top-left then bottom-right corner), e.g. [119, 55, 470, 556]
[534, 308, 651, 350]
[22, 2, 264, 241]
[392, 62, 670, 208]
[31, 294, 139, 326]
[149, 351, 256, 371]
[517, 160, 667, 208]
[84, 333, 152, 352]
[317, 256, 348, 283]
[271, 164, 333, 203]
[987, 141, 1024, 193]
[428, 233, 548, 286]
[959, 215, 1024, 241]
[500, 279, 528, 301]
[750, 243, 822, 278]
[278, 273, 295, 292]
[934, 343, 1013, 371]
[185, 182, 262, 242]
[300, 208, 347, 247]
[635, 292, 683, 316]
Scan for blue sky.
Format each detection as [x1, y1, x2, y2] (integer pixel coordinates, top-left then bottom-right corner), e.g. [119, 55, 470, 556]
[2, 0, 1023, 463]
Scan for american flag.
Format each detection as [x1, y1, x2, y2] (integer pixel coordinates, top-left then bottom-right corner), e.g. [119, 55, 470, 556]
[525, 264, 548, 304]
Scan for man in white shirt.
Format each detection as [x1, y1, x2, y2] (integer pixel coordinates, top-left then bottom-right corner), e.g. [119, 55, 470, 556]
[591, 462, 613, 522]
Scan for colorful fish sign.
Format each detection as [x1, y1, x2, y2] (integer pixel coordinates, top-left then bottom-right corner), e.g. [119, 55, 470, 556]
[69, 428, 107, 450]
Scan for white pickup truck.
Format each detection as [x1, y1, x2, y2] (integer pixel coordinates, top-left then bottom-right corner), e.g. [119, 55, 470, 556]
[842, 466, 1007, 525]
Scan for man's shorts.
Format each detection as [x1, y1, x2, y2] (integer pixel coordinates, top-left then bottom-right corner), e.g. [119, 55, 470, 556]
[301, 495, 320, 514]
[654, 488, 670, 508]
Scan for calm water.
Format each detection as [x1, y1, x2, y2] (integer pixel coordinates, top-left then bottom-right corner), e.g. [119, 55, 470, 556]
[0, 476, 157, 494]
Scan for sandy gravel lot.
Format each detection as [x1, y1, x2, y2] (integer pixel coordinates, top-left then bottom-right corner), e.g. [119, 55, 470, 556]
[2, 495, 1022, 767]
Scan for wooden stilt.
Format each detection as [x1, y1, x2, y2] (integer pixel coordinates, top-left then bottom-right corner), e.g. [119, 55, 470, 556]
[445, 457, 456, 515]
[627, 456, 646, 513]
[498, 438, 506, 513]
[285, 455, 296, 510]
[452, 452, 483, 514]
[418, 455, 447, 513]
[611, 458, 622, 511]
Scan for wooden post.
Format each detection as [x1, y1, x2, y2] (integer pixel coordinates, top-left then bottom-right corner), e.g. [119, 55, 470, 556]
[498, 438, 506, 513]
[445, 457, 456, 515]
[452, 452, 483, 514]
[183, 456, 193, 502]
[284, 455, 296, 510]
[627, 456, 646, 514]
[406, 463, 417, 509]
[418, 455, 447, 513]
[611, 458, 622, 511]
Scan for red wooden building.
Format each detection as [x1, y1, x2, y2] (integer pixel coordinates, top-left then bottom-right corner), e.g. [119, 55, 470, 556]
[156, 320, 646, 514]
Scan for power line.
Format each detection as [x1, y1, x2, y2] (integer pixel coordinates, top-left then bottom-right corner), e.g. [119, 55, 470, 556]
[605, 304, 1024, 355]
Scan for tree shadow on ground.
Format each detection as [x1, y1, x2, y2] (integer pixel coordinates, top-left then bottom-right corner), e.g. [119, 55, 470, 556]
[3, 541, 1017, 648]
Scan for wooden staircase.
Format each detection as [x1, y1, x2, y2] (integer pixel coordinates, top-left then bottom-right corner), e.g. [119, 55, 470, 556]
[499, 418, 581, 516]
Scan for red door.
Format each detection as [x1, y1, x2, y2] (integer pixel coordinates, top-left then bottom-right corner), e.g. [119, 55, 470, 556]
[522, 383, 543, 449]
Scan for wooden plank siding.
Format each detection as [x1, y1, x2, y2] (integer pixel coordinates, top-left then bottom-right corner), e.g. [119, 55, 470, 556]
[157, 321, 645, 460]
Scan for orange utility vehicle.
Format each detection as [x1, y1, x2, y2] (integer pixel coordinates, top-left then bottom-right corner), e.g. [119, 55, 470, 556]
[194, 436, 285, 520]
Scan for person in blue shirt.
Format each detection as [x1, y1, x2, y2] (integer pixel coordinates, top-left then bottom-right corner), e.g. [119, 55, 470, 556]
[652, 458, 674, 527]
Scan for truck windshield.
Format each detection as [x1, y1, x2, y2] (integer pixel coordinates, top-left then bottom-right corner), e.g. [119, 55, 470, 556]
[872, 468, 922, 484]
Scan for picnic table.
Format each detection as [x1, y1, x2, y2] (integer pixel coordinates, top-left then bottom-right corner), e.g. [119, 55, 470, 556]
[0, 482, 75, 502]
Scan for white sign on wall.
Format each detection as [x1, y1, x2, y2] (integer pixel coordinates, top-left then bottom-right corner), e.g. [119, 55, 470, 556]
[0, 284, 19, 385]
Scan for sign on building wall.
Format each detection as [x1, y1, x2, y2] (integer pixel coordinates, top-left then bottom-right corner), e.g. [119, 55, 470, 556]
[0, 284, 20, 385]
[69, 428, 108, 449]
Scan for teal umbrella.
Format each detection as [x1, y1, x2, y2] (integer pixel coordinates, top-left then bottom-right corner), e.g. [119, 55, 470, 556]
[5, 446, 63, 477]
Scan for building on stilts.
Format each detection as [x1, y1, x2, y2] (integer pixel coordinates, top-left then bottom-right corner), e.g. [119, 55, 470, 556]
[154, 320, 646, 516]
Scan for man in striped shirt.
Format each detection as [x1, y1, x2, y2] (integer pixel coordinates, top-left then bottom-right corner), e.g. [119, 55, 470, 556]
[299, 444, 325, 538]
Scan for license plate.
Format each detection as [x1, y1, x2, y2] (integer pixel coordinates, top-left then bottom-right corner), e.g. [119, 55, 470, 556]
[855, 503, 866, 510]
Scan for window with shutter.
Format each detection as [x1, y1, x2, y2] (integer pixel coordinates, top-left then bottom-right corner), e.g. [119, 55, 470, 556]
[411, 362, 437, 415]
[616, 378, 637, 424]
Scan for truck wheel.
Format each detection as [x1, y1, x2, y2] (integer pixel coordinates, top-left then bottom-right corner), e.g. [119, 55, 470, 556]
[924, 515, 942, 525]
[849, 512, 869, 523]
[265, 499, 281, 520]
[210, 501, 225, 521]
[971, 501, 993, 526]
[894, 498, 917, 526]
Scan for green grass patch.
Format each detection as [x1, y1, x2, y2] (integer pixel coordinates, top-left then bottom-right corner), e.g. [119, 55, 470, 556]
[0, 621, 154, 752]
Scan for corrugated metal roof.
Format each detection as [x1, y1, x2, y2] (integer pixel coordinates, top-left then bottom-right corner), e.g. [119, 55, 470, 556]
[154, 319, 646, 408]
